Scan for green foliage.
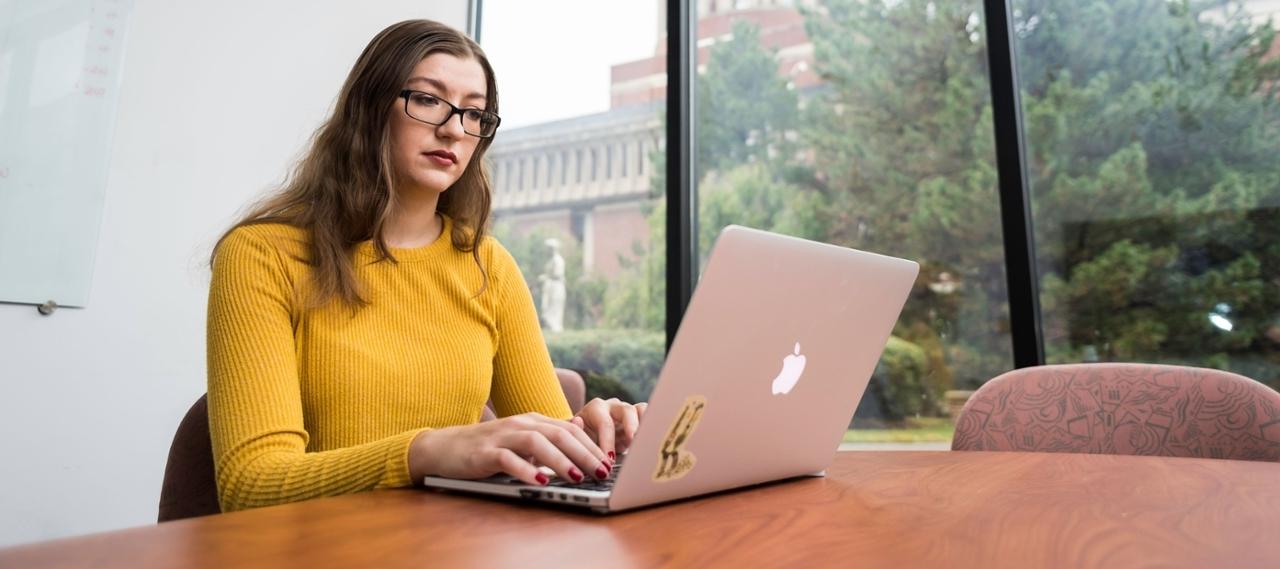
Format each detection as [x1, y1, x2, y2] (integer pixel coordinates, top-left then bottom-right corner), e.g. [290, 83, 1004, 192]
[1009, 0, 1280, 377]
[844, 417, 955, 443]
[544, 329, 666, 399]
[874, 336, 936, 418]
[697, 164, 830, 253]
[804, 0, 1012, 387]
[800, 0, 1280, 391]
[697, 20, 800, 178]
[579, 369, 638, 403]
[519, 1, 1280, 427]
[600, 200, 666, 331]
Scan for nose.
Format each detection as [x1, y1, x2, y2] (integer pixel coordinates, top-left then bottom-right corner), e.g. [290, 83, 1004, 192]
[435, 110, 466, 140]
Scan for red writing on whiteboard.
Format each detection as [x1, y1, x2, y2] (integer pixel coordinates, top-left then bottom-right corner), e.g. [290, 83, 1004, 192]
[83, 86, 106, 97]
[0, 168, 9, 179]
[84, 66, 109, 76]
[104, 28, 115, 37]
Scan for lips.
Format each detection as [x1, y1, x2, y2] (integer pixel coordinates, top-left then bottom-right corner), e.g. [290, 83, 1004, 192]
[423, 149, 457, 164]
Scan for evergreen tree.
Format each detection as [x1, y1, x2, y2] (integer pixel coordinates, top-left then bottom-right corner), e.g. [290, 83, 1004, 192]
[804, 0, 1280, 386]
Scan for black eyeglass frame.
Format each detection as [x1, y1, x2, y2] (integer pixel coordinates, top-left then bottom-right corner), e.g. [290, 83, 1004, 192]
[397, 89, 501, 138]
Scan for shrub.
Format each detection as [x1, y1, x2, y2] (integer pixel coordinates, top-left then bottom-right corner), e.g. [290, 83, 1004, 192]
[546, 329, 665, 400]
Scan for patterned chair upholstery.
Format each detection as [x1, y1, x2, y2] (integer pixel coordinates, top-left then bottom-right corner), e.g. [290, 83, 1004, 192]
[951, 363, 1280, 463]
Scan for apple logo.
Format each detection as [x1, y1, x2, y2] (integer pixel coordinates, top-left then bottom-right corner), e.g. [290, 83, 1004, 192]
[771, 342, 807, 395]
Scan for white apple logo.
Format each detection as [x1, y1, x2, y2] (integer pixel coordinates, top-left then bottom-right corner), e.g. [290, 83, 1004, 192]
[771, 342, 807, 395]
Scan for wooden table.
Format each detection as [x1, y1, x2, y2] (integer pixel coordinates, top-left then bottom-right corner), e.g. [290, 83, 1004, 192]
[3, 451, 1278, 568]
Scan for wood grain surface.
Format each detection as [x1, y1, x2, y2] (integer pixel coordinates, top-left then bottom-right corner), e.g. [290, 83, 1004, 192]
[3, 451, 1278, 569]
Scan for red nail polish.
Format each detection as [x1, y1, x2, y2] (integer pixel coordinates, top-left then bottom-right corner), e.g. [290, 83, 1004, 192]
[535, 473, 549, 486]
[596, 465, 610, 479]
[608, 451, 616, 461]
[569, 467, 584, 483]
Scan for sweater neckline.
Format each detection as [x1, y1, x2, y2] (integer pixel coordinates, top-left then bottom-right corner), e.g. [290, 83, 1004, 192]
[356, 214, 454, 263]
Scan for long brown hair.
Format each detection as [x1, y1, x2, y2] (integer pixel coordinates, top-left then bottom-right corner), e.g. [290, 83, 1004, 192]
[214, 19, 499, 309]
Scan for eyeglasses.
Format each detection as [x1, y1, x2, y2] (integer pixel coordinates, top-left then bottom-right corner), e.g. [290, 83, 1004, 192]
[398, 89, 501, 138]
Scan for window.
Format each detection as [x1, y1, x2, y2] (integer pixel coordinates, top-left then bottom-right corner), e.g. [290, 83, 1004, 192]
[482, 0, 666, 402]
[1015, 0, 1280, 387]
[693, 1, 1012, 446]
[480, 0, 1280, 442]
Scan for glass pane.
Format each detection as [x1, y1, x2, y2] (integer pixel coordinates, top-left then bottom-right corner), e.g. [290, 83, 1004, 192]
[693, 0, 1013, 448]
[482, 1, 666, 402]
[1015, 0, 1280, 387]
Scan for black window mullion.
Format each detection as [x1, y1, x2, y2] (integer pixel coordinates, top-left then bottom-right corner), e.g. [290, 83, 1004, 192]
[982, 0, 1045, 368]
[665, 0, 696, 352]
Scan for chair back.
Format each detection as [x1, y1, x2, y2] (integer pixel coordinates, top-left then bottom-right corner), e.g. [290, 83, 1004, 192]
[951, 363, 1280, 462]
[158, 395, 221, 522]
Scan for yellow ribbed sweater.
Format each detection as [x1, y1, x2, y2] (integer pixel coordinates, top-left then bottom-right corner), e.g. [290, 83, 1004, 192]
[206, 216, 571, 512]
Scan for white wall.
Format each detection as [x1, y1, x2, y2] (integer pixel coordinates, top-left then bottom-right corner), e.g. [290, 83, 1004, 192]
[0, 0, 469, 547]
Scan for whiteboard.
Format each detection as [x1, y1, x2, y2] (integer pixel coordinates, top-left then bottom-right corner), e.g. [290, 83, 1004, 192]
[0, 0, 133, 307]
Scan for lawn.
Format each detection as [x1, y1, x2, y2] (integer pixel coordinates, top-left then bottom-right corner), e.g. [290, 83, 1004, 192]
[843, 417, 955, 443]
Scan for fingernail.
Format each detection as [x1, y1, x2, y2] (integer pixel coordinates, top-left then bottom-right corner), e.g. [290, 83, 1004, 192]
[569, 467, 584, 483]
[595, 465, 610, 479]
[608, 451, 616, 461]
[535, 473, 549, 486]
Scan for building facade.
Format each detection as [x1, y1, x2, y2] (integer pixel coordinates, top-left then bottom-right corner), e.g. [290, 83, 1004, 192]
[487, 1, 815, 277]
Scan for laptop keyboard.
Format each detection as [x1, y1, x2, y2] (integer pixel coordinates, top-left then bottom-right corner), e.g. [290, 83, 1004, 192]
[551, 459, 622, 491]
[486, 460, 623, 491]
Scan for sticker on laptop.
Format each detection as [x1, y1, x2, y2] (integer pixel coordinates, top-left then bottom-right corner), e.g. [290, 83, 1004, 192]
[652, 395, 706, 482]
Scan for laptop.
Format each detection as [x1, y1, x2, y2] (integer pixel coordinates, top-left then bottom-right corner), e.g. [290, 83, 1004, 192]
[422, 225, 919, 513]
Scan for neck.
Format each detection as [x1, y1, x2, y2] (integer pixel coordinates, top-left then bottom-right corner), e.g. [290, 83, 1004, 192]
[383, 188, 443, 248]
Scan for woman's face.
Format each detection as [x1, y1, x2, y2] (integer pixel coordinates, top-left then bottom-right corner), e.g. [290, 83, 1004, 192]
[389, 53, 488, 197]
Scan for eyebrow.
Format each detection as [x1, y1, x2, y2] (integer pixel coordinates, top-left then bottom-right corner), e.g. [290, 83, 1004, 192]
[406, 77, 487, 104]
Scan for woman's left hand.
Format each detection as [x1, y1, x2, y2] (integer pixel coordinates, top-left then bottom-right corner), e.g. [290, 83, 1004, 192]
[570, 398, 648, 461]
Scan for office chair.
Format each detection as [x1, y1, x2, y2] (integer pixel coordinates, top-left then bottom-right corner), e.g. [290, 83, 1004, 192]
[158, 369, 588, 522]
[951, 363, 1280, 462]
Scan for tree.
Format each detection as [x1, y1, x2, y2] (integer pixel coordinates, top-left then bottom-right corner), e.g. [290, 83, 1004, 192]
[606, 19, 821, 330]
[612, 0, 1280, 398]
[804, 0, 1013, 387]
[802, 0, 1280, 387]
[696, 20, 800, 179]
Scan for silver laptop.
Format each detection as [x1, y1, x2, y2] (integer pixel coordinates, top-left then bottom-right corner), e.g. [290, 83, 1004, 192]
[422, 225, 919, 513]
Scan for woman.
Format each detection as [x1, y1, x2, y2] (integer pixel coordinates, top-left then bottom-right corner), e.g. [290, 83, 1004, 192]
[207, 19, 644, 512]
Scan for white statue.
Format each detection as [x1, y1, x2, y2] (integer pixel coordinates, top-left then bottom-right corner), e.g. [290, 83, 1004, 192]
[538, 238, 567, 332]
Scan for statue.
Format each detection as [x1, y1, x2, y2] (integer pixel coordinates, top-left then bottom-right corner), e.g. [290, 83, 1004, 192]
[538, 238, 567, 332]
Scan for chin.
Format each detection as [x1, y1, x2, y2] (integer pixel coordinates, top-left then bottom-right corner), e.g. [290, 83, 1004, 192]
[409, 172, 458, 194]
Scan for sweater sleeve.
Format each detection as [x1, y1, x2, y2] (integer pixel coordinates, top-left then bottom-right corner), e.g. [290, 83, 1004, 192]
[206, 226, 428, 512]
[486, 240, 574, 420]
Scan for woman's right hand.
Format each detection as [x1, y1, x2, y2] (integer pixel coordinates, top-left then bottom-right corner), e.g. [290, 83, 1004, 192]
[408, 413, 613, 486]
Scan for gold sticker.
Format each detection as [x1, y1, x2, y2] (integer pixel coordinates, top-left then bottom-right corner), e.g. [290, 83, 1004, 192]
[652, 395, 706, 483]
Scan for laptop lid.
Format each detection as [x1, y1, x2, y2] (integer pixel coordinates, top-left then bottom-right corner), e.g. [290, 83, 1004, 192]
[606, 225, 918, 511]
